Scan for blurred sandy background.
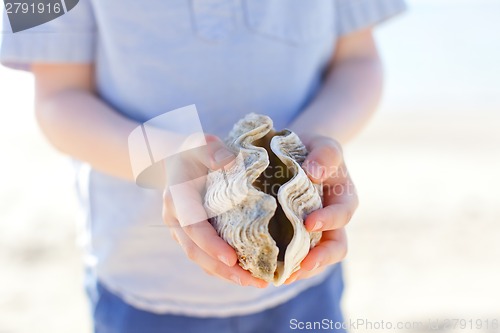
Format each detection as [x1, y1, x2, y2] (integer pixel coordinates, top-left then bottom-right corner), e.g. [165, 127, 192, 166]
[1, 1, 499, 332]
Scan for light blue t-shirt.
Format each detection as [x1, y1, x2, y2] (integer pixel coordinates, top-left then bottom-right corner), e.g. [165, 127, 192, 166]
[1, 0, 406, 317]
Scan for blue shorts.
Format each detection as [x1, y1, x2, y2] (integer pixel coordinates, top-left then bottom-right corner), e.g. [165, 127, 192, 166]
[88, 265, 345, 333]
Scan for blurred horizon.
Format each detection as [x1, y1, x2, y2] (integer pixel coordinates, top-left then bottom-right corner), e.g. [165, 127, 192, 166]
[377, 0, 500, 114]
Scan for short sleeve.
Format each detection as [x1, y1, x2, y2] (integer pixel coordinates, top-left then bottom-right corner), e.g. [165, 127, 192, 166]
[335, 0, 407, 36]
[0, 0, 96, 71]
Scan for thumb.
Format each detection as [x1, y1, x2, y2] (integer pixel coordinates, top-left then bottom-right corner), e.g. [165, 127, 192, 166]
[203, 135, 236, 170]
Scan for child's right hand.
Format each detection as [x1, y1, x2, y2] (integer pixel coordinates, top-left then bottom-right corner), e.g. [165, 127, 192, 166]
[162, 134, 268, 288]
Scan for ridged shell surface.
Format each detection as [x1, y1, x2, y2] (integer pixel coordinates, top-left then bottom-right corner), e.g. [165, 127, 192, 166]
[204, 114, 322, 285]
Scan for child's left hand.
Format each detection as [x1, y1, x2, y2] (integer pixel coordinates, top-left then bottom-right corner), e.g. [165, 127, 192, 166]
[284, 135, 358, 284]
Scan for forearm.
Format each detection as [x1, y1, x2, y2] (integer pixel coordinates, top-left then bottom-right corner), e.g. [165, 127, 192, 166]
[290, 46, 383, 144]
[35, 89, 138, 181]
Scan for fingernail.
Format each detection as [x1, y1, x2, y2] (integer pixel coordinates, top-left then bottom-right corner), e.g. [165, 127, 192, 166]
[214, 149, 234, 163]
[218, 255, 231, 266]
[230, 275, 242, 286]
[308, 262, 321, 271]
[311, 220, 323, 232]
[305, 161, 324, 180]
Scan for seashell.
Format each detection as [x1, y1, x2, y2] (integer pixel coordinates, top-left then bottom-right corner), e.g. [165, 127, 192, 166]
[204, 114, 322, 286]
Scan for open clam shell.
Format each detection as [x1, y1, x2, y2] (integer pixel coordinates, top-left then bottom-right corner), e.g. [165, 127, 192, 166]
[204, 114, 322, 286]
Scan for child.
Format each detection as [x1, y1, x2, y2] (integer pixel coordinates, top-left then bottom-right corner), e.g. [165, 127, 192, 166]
[1, 1, 406, 332]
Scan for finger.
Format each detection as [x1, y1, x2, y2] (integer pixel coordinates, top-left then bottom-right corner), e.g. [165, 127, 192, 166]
[162, 189, 182, 228]
[284, 263, 328, 285]
[285, 265, 327, 285]
[182, 220, 238, 267]
[198, 135, 237, 170]
[298, 265, 327, 280]
[305, 204, 354, 232]
[170, 229, 180, 243]
[302, 137, 344, 184]
[322, 178, 357, 205]
[166, 179, 238, 267]
[162, 202, 182, 244]
[161, 195, 181, 242]
[165, 135, 235, 188]
[304, 154, 358, 231]
[174, 229, 268, 288]
[299, 229, 348, 271]
[202, 268, 215, 277]
[305, 191, 358, 232]
[284, 270, 302, 285]
[168, 176, 210, 226]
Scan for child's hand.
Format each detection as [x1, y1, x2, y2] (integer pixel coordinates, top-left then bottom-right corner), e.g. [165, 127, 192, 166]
[285, 135, 358, 284]
[162, 134, 268, 288]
